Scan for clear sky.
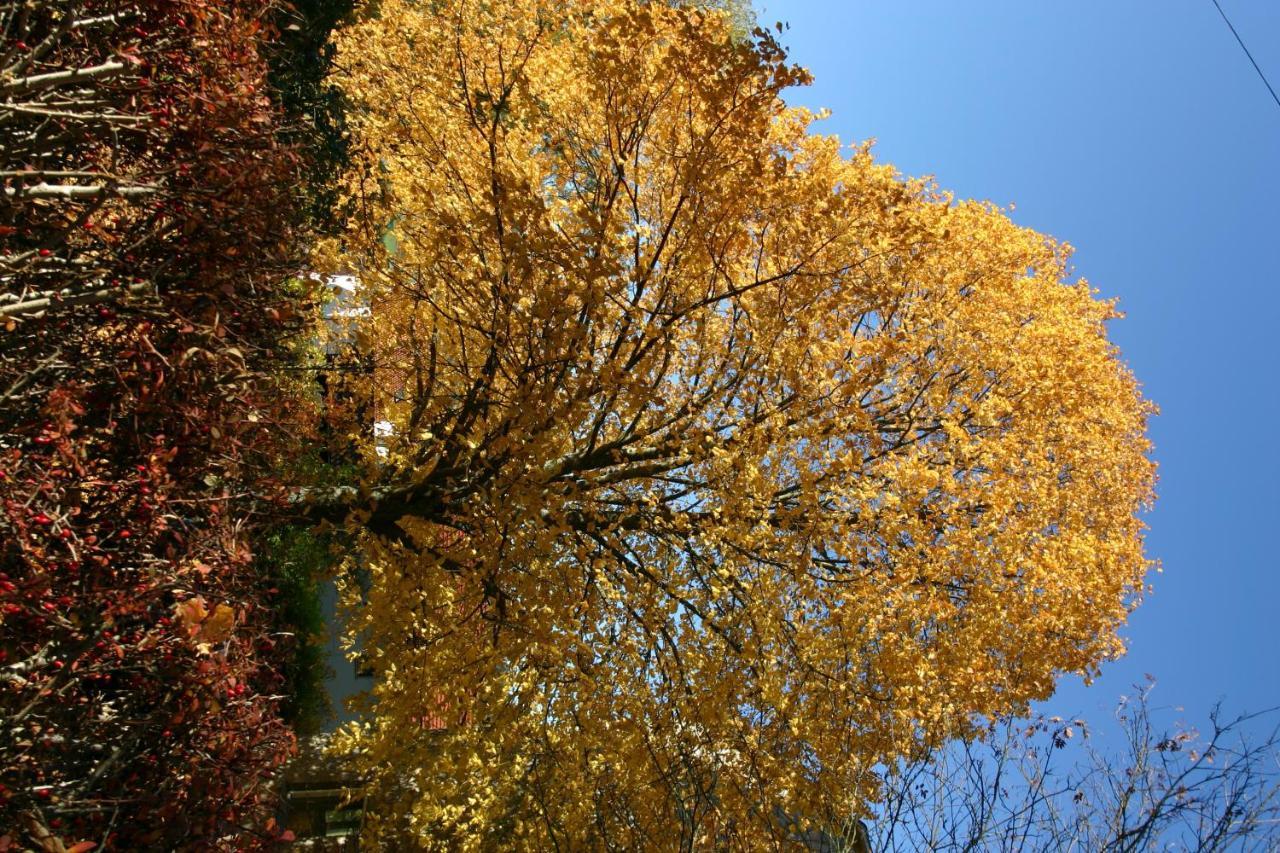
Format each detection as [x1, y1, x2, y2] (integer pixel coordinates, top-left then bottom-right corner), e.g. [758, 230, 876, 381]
[760, 0, 1280, 734]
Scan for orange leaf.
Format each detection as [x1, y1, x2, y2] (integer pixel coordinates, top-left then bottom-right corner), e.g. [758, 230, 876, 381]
[199, 603, 235, 645]
[174, 596, 209, 637]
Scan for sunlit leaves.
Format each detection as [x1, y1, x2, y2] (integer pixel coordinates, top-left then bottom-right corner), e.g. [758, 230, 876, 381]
[319, 0, 1155, 846]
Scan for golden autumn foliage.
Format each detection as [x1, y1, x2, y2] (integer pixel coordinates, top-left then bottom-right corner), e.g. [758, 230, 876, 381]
[314, 0, 1154, 846]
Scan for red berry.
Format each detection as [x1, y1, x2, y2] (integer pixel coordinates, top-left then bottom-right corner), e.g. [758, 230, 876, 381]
[38, 248, 51, 257]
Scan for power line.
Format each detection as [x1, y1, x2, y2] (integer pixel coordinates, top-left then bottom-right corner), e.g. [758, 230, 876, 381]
[1210, 0, 1280, 111]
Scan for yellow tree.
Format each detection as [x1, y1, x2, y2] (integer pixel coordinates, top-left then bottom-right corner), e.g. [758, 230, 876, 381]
[311, 0, 1154, 847]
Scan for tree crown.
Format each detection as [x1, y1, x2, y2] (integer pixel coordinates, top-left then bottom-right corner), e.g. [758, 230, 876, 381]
[316, 1, 1155, 845]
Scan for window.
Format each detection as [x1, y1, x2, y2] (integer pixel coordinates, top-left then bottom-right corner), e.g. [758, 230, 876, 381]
[284, 785, 366, 846]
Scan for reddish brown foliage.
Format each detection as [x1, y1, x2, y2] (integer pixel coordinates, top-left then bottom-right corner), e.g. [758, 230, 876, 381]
[1, 1, 315, 848]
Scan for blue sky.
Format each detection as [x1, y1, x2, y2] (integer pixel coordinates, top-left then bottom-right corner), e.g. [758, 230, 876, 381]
[760, 0, 1280, 734]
